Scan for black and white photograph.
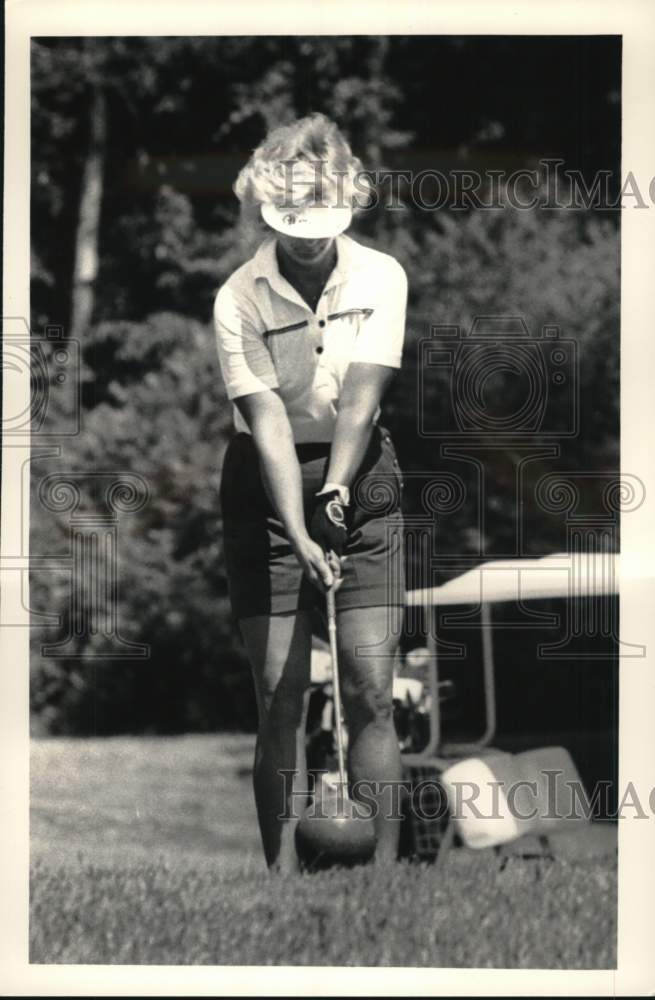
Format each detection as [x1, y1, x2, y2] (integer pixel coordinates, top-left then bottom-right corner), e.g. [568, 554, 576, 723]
[2, 0, 655, 993]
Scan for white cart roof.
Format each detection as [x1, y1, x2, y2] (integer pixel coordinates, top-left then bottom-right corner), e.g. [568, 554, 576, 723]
[405, 552, 620, 607]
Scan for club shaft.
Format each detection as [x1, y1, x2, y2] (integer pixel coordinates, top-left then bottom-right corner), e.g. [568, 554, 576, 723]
[326, 586, 347, 788]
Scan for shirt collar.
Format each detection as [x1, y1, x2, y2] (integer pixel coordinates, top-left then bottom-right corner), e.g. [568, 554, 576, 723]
[252, 232, 360, 295]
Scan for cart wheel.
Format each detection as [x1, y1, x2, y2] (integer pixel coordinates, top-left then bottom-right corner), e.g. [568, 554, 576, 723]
[398, 778, 453, 864]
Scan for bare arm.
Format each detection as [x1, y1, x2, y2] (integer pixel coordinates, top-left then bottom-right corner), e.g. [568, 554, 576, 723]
[324, 362, 397, 488]
[234, 389, 335, 591]
[323, 257, 407, 492]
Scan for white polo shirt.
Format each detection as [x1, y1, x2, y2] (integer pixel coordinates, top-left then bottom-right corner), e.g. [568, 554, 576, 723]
[213, 232, 408, 443]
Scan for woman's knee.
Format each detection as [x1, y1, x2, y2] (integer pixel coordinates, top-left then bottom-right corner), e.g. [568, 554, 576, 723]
[259, 670, 309, 730]
[242, 612, 312, 731]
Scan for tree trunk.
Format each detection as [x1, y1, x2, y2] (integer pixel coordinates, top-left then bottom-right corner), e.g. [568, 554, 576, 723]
[70, 84, 106, 339]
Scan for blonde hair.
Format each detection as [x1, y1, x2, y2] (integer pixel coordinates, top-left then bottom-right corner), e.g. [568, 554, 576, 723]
[233, 113, 371, 245]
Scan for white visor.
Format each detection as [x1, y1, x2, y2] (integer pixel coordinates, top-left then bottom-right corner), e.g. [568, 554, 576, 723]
[261, 201, 352, 239]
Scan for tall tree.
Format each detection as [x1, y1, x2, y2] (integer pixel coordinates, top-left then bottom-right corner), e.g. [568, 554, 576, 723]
[70, 78, 106, 338]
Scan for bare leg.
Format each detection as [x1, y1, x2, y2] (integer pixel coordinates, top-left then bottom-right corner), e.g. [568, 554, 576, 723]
[337, 605, 404, 862]
[239, 610, 313, 872]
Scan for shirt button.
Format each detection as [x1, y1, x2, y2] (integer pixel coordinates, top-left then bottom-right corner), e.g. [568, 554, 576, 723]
[316, 346, 324, 354]
[318, 319, 326, 328]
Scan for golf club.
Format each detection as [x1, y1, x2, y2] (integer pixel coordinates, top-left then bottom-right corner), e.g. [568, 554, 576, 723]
[326, 584, 347, 790]
[296, 572, 377, 867]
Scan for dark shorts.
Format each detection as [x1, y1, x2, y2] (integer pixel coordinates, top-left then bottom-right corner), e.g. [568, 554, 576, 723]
[220, 425, 405, 621]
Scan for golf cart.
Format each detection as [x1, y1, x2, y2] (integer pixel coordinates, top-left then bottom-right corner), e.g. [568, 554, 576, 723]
[306, 551, 620, 862]
[401, 551, 621, 860]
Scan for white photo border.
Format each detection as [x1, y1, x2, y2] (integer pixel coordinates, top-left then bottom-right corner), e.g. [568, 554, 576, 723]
[3, 0, 654, 994]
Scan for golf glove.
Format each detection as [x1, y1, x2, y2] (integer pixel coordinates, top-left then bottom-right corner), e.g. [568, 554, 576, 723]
[310, 490, 348, 557]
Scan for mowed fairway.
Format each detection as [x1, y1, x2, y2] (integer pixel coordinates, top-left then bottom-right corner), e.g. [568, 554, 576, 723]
[30, 736, 617, 967]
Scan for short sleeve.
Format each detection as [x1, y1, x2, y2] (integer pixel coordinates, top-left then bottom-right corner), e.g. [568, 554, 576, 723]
[350, 258, 408, 369]
[213, 285, 279, 400]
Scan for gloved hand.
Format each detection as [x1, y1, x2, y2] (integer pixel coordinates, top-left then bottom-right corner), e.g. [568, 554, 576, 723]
[309, 490, 348, 558]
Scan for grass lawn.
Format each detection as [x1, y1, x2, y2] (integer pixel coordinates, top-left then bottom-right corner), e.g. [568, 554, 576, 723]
[30, 735, 617, 967]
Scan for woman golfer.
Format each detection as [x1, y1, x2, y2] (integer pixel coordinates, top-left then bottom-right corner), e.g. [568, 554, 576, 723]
[214, 113, 407, 870]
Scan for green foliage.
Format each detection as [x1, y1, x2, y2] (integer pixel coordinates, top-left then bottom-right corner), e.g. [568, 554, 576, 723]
[375, 202, 620, 563]
[30, 315, 252, 734]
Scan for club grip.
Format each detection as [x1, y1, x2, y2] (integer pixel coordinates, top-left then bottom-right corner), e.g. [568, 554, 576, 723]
[326, 585, 337, 623]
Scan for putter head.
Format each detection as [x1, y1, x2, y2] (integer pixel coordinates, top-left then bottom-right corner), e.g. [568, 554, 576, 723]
[296, 792, 376, 868]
